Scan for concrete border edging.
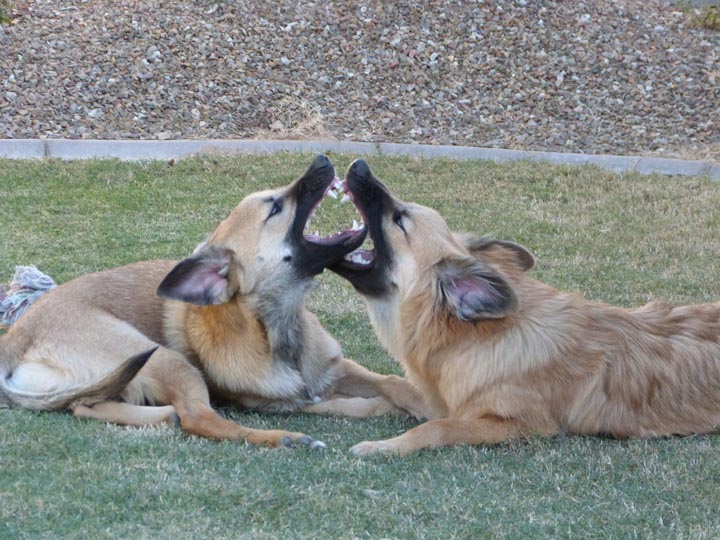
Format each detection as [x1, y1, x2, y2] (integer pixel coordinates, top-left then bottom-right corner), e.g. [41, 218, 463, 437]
[0, 139, 46, 159]
[0, 138, 717, 180]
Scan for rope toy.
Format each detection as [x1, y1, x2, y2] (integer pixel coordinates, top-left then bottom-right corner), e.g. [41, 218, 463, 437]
[0, 266, 57, 328]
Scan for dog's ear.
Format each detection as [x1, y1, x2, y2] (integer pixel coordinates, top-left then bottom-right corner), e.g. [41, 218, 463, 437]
[157, 246, 240, 305]
[456, 234, 535, 272]
[435, 257, 517, 321]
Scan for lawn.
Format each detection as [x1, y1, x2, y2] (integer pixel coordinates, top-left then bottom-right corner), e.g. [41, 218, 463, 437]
[1, 154, 719, 540]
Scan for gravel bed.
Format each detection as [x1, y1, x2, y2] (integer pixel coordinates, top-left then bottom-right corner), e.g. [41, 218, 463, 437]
[0, 0, 718, 158]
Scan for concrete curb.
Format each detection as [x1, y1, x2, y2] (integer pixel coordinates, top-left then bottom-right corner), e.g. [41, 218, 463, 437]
[0, 138, 717, 180]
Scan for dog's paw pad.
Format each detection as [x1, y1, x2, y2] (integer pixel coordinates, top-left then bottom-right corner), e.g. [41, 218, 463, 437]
[281, 435, 327, 450]
[309, 440, 327, 451]
[297, 435, 315, 446]
[280, 436, 295, 447]
[298, 435, 327, 450]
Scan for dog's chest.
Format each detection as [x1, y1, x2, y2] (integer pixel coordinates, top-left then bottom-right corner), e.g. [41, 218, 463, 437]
[366, 297, 403, 357]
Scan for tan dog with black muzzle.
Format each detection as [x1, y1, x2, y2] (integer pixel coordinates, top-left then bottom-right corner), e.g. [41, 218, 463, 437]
[0, 156, 425, 449]
[331, 159, 720, 456]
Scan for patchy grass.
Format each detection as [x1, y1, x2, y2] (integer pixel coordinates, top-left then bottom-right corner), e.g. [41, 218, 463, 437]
[1, 155, 720, 540]
[692, 5, 720, 31]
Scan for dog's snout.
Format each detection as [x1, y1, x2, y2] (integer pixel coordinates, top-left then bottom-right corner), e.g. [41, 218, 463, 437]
[309, 154, 332, 173]
[348, 159, 371, 180]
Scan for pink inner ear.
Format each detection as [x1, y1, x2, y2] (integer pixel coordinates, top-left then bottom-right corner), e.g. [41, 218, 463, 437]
[158, 245, 236, 306]
[450, 276, 494, 305]
[180, 265, 228, 303]
[445, 271, 510, 321]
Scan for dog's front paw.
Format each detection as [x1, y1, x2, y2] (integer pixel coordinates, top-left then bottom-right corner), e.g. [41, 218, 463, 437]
[350, 439, 399, 456]
[281, 434, 327, 451]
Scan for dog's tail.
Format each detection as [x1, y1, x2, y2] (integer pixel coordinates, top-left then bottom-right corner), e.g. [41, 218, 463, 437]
[0, 266, 57, 329]
[0, 347, 157, 411]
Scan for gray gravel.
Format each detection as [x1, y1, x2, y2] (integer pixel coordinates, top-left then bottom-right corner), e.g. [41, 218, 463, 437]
[0, 0, 718, 159]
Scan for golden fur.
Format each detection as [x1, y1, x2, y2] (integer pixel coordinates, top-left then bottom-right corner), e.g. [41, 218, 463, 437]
[0, 158, 424, 449]
[341, 168, 720, 456]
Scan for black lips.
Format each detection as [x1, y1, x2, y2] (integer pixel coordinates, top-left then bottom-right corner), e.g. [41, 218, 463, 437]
[328, 159, 395, 297]
[288, 154, 367, 277]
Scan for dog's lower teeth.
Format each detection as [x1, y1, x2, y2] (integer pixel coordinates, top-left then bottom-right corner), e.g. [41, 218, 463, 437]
[327, 189, 338, 199]
[341, 194, 351, 204]
[345, 253, 370, 266]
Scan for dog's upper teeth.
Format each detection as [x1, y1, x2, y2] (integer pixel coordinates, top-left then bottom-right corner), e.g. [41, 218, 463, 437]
[327, 189, 338, 199]
[341, 194, 351, 204]
[218, 264, 229, 278]
[352, 219, 359, 230]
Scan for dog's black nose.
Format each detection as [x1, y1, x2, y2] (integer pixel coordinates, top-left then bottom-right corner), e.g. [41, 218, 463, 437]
[348, 158, 371, 180]
[309, 154, 332, 173]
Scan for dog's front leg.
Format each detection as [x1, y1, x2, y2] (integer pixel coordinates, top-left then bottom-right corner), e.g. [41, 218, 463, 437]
[349, 417, 526, 456]
[73, 402, 179, 427]
[326, 358, 430, 420]
[302, 396, 402, 417]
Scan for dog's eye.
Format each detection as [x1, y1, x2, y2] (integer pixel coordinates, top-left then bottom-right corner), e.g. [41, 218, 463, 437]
[392, 209, 406, 232]
[267, 199, 283, 219]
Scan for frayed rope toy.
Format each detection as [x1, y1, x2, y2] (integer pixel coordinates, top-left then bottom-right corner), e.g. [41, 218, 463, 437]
[0, 266, 56, 328]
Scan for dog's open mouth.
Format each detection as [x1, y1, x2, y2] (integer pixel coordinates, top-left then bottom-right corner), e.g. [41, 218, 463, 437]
[327, 158, 394, 296]
[289, 154, 375, 277]
[302, 177, 375, 266]
[316, 178, 375, 270]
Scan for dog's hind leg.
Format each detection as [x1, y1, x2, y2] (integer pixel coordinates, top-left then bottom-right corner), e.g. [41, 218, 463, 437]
[73, 402, 179, 427]
[5, 360, 69, 395]
[325, 358, 429, 420]
[142, 347, 325, 448]
[349, 417, 526, 456]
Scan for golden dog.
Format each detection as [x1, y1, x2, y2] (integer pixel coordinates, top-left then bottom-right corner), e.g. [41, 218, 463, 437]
[329, 159, 720, 456]
[0, 155, 424, 449]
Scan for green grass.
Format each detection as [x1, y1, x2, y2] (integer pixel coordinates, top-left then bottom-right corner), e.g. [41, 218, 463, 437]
[1, 154, 720, 539]
[691, 6, 720, 31]
[0, 0, 10, 25]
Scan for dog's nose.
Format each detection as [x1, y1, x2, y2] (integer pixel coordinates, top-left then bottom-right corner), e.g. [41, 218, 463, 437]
[309, 154, 332, 174]
[348, 158, 371, 180]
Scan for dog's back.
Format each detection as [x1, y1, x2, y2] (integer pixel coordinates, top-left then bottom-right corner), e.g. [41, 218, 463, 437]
[563, 298, 720, 438]
[30, 261, 175, 344]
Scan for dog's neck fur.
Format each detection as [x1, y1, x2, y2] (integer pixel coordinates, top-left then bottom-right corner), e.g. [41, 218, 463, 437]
[249, 274, 313, 374]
